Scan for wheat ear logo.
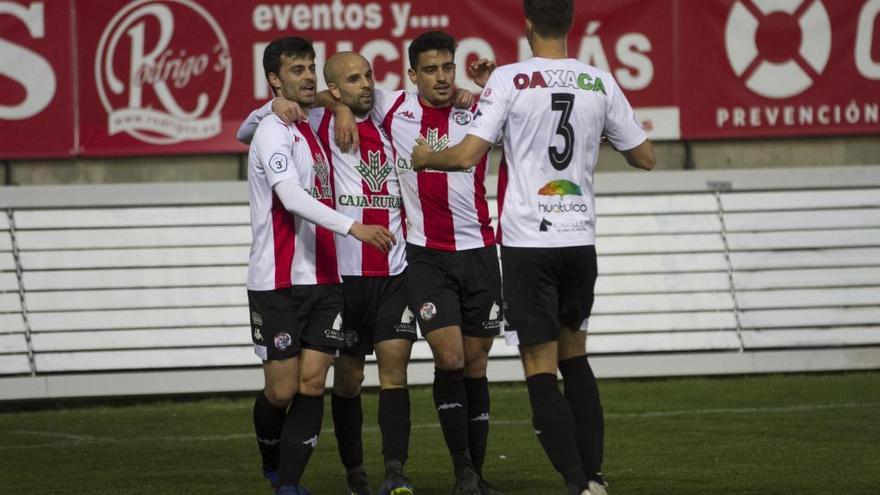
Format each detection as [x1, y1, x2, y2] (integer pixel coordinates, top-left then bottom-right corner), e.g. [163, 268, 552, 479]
[355, 150, 392, 193]
[421, 128, 450, 152]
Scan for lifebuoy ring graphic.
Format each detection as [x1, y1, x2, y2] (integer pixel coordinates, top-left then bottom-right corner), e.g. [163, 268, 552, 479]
[725, 0, 831, 99]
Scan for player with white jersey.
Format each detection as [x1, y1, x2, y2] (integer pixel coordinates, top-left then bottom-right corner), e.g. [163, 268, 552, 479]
[245, 37, 395, 495]
[410, 2, 655, 494]
[239, 52, 417, 495]
[351, 31, 505, 495]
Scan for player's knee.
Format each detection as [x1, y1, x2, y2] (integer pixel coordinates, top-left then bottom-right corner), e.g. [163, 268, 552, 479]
[464, 354, 488, 377]
[333, 369, 364, 397]
[298, 367, 330, 396]
[378, 364, 407, 389]
[298, 375, 327, 396]
[264, 381, 297, 405]
[434, 348, 465, 370]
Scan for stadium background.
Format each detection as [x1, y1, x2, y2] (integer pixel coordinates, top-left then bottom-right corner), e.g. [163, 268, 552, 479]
[1, 0, 878, 184]
[1, 1, 879, 493]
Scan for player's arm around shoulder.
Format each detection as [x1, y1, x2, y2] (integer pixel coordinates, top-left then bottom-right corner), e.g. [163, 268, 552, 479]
[411, 134, 493, 172]
[237, 98, 308, 145]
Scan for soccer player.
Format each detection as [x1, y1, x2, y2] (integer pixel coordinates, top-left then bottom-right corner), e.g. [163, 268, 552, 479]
[246, 37, 394, 495]
[239, 51, 418, 495]
[410, 2, 656, 494]
[354, 31, 505, 495]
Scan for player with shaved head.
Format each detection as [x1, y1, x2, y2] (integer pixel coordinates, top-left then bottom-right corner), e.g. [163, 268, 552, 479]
[239, 51, 415, 495]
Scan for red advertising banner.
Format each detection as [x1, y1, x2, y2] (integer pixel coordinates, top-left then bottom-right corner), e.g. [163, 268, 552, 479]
[679, 0, 880, 138]
[0, 0, 75, 158]
[0, 0, 877, 159]
[74, 0, 676, 156]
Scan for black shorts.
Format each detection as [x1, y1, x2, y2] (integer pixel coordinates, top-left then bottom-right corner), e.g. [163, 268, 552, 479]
[341, 273, 417, 356]
[406, 243, 502, 338]
[500, 245, 597, 346]
[248, 284, 345, 361]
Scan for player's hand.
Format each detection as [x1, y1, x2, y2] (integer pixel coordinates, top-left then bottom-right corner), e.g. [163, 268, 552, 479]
[349, 223, 395, 252]
[271, 97, 307, 125]
[453, 88, 475, 109]
[333, 105, 359, 153]
[468, 58, 497, 88]
[410, 137, 431, 171]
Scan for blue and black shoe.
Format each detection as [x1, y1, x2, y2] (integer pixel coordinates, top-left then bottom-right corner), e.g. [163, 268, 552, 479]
[263, 467, 279, 487]
[275, 485, 311, 495]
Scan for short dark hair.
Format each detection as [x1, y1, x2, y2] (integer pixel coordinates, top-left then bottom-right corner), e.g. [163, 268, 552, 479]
[524, 0, 573, 38]
[263, 36, 316, 80]
[408, 31, 457, 69]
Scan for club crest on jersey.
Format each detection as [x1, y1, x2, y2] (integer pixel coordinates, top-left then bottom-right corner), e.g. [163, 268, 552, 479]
[419, 302, 437, 321]
[311, 153, 332, 199]
[274, 332, 292, 351]
[513, 70, 606, 94]
[421, 128, 450, 152]
[355, 150, 392, 192]
[452, 111, 472, 126]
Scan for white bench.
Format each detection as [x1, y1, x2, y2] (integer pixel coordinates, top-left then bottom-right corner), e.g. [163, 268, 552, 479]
[1, 166, 879, 400]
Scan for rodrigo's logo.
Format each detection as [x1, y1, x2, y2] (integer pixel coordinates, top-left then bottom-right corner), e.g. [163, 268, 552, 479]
[538, 180, 582, 197]
[95, 0, 232, 144]
[725, 0, 830, 99]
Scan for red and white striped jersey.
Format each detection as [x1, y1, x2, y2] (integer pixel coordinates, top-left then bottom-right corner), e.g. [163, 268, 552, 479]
[309, 108, 407, 277]
[247, 115, 340, 290]
[373, 90, 495, 252]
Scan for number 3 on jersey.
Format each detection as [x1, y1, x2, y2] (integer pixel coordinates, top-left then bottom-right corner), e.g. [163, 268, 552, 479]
[549, 93, 574, 171]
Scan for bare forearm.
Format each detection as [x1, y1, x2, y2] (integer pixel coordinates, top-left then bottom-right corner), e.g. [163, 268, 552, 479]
[622, 139, 656, 171]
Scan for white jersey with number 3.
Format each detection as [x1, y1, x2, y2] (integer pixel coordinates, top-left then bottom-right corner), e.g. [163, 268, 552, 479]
[468, 57, 647, 248]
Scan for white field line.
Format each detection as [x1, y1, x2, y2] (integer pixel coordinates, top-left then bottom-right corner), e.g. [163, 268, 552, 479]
[3, 401, 878, 450]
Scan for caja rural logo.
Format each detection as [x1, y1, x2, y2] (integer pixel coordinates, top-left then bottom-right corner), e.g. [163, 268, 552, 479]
[725, 0, 831, 99]
[95, 0, 231, 144]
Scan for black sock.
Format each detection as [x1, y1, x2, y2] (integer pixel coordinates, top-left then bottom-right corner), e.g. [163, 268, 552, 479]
[526, 373, 589, 491]
[464, 376, 490, 475]
[277, 393, 324, 486]
[253, 391, 287, 473]
[433, 367, 471, 473]
[559, 355, 604, 481]
[331, 392, 363, 470]
[378, 387, 411, 466]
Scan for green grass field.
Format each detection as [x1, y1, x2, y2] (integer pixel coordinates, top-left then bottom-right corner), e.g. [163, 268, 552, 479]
[1, 371, 878, 494]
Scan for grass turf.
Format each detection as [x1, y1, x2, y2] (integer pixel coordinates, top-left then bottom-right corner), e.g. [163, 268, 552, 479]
[1, 371, 878, 494]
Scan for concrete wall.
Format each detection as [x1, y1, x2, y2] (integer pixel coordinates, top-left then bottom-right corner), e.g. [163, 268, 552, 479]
[3, 136, 878, 185]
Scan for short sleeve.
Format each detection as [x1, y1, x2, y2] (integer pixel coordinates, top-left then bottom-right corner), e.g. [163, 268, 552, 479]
[237, 99, 274, 145]
[602, 77, 647, 152]
[372, 89, 405, 122]
[466, 70, 510, 145]
[252, 117, 302, 188]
